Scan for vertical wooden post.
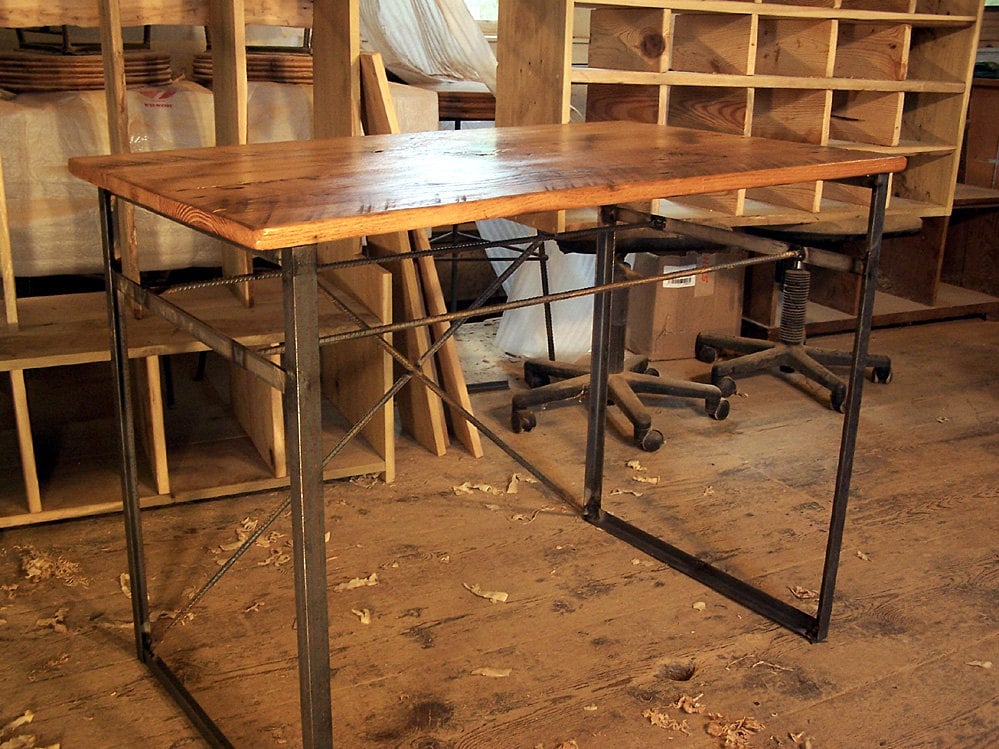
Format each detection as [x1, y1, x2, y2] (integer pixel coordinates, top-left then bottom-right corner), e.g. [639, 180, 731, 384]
[98, 0, 170, 496]
[210, 0, 254, 305]
[313, 0, 397, 478]
[496, 0, 572, 127]
[0, 157, 17, 328]
[496, 0, 572, 231]
[313, 0, 361, 265]
[586, 7, 671, 216]
[1, 156, 42, 513]
[98, 0, 139, 284]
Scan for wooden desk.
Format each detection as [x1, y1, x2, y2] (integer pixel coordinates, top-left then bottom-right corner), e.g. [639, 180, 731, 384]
[69, 122, 905, 749]
[69, 122, 903, 248]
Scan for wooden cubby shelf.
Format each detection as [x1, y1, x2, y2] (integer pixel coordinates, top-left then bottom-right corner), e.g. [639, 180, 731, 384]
[1, 0, 394, 527]
[497, 0, 991, 333]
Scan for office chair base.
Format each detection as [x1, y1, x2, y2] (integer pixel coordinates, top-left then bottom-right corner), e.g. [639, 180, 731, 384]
[511, 356, 728, 452]
[695, 333, 892, 413]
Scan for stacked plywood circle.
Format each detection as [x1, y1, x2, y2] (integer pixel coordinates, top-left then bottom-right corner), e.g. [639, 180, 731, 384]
[191, 50, 313, 85]
[0, 50, 172, 92]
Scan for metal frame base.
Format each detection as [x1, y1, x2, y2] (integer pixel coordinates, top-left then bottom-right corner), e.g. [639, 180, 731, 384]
[99, 172, 891, 747]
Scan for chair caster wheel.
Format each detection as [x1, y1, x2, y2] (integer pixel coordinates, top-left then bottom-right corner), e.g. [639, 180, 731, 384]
[511, 408, 536, 433]
[695, 338, 718, 363]
[638, 429, 664, 452]
[706, 397, 730, 421]
[523, 366, 550, 389]
[872, 365, 893, 384]
[645, 367, 660, 378]
[715, 375, 737, 398]
[831, 385, 847, 413]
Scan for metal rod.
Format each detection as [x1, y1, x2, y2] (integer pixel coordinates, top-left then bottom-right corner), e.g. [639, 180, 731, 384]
[100, 188, 152, 662]
[593, 512, 816, 639]
[282, 246, 333, 748]
[125, 211, 597, 296]
[406, 237, 545, 369]
[814, 172, 890, 642]
[617, 207, 856, 273]
[538, 242, 557, 361]
[312, 251, 798, 348]
[146, 654, 234, 748]
[317, 278, 580, 510]
[116, 275, 288, 392]
[157, 484, 295, 643]
[615, 208, 799, 257]
[448, 224, 460, 314]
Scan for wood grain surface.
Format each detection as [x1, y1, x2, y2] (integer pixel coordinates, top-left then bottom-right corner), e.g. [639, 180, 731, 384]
[68, 123, 906, 251]
[1, 318, 995, 747]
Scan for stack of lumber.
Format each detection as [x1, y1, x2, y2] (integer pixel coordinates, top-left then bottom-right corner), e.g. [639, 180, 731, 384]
[0, 50, 172, 92]
[191, 50, 313, 85]
[358, 51, 483, 460]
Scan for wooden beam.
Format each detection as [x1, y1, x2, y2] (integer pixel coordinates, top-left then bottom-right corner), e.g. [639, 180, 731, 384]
[97, 0, 140, 283]
[209, 0, 254, 304]
[359, 51, 480, 457]
[411, 229, 484, 458]
[313, 0, 361, 264]
[496, 0, 572, 127]
[1, 156, 16, 327]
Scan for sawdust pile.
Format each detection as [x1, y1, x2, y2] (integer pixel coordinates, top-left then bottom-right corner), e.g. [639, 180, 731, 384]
[705, 715, 766, 748]
[642, 707, 691, 734]
[638, 689, 765, 748]
[0, 709, 60, 748]
[14, 546, 88, 588]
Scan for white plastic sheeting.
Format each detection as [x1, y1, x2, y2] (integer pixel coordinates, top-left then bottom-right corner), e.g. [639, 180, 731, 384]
[359, 0, 497, 92]
[476, 218, 595, 360]
[2, 81, 219, 276]
[2, 80, 436, 277]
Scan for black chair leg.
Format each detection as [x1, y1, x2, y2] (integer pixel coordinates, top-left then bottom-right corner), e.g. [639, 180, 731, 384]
[695, 265, 892, 411]
[511, 353, 727, 452]
[511, 258, 729, 451]
[510, 359, 729, 452]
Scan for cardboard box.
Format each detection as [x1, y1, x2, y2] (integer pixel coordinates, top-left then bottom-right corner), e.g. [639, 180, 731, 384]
[626, 250, 745, 360]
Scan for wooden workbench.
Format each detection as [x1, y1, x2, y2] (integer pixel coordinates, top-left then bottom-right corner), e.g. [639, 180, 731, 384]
[69, 121, 905, 748]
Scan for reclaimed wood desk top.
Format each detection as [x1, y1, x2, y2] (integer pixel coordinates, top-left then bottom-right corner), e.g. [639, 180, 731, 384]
[68, 122, 906, 252]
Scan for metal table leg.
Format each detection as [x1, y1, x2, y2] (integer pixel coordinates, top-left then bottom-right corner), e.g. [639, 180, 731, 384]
[583, 226, 616, 520]
[814, 172, 890, 641]
[102, 189, 233, 746]
[100, 188, 150, 661]
[580, 175, 891, 642]
[281, 246, 333, 748]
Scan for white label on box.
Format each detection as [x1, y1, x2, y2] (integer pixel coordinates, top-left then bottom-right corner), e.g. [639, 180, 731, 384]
[661, 263, 697, 288]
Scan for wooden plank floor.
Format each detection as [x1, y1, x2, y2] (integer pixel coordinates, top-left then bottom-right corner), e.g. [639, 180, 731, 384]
[1, 318, 996, 748]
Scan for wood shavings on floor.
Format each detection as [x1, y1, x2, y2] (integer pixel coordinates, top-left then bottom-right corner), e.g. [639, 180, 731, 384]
[13, 545, 88, 588]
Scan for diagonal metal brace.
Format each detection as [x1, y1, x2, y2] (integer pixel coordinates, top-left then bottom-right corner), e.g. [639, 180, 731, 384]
[114, 274, 288, 392]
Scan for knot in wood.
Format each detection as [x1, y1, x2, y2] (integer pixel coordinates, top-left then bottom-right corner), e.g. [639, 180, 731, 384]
[641, 32, 667, 59]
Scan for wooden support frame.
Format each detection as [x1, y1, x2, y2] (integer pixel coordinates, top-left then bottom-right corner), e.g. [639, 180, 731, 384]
[0, 0, 394, 526]
[1, 156, 42, 514]
[359, 51, 482, 458]
[495, 0, 988, 330]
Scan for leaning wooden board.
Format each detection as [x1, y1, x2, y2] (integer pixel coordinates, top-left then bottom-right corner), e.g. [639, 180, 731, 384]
[410, 228, 484, 458]
[365, 231, 449, 456]
[358, 54, 449, 456]
[359, 51, 483, 458]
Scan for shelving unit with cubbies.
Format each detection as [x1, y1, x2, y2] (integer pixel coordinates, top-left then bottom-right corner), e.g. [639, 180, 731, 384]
[496, 0, 994, 333]
[0, 0, 394, 528]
